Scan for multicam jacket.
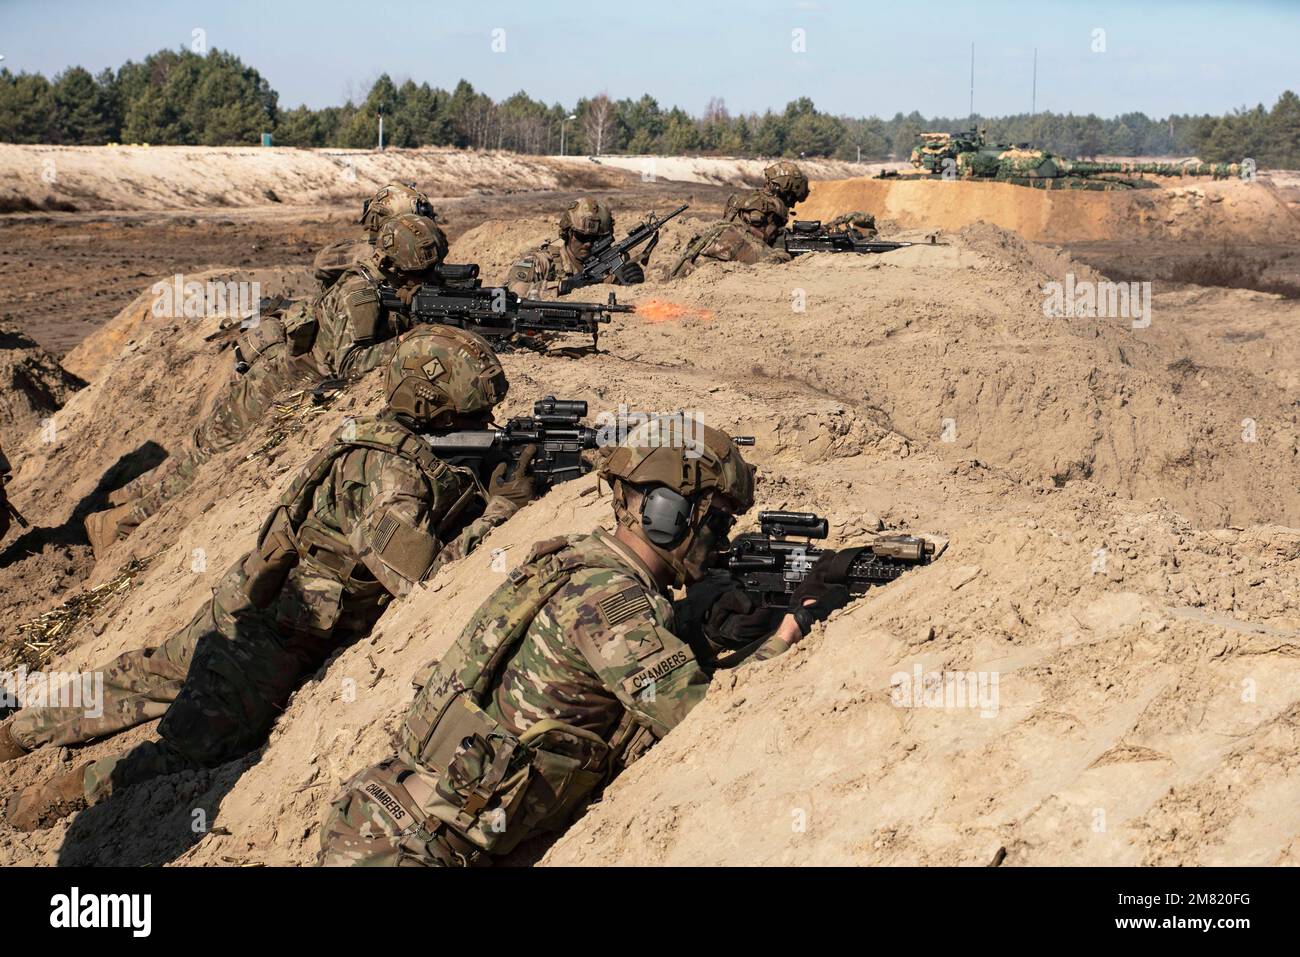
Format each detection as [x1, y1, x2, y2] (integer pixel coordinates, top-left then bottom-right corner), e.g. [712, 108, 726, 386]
[502, 239, 584, 299]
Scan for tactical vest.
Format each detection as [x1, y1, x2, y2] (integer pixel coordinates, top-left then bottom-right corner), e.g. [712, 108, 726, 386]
[241, 416, 484, 607]
[394, 533, 653, 856]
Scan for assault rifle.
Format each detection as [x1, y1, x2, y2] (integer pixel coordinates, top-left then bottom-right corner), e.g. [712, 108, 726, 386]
[715, 510, 936, 610]
[379, 280, 633, 350]
[782, 220, 945, 256]
[557, 204, 689, 294]
[422, 396, 599, 492]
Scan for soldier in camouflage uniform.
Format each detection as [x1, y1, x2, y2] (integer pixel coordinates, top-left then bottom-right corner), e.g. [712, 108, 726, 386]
[313, 182, 437, 292]
[824, 210, 878, 238]
[503, 198, 645, 298]
[316, 420, 851, 866]
[84, 214, 451, 557]
[4, 326, 540, 829]
[669, 191, 790, 279]
[669, 161, 811, 279]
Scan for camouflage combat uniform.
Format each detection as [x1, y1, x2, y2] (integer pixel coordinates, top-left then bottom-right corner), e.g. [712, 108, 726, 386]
[313, 182, 439, 293]
[669, 189, 792, 279]
[502, 240, 585, 299]
[503, 198, 623, 299]
[10, 414, 516, 807]
[105, 237, 435, 535]
[824, 210, 878, 238]
[317, 527, 789, 866]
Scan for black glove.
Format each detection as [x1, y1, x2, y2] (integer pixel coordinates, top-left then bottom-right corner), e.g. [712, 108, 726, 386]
[611, 260, 645, 285]
[789, 550, 853, 635]
[488, 445, 538, 510]
[704, 588, 781, 648]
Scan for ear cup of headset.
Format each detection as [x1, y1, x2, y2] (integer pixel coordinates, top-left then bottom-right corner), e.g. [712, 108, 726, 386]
[640, 487, 693, 547]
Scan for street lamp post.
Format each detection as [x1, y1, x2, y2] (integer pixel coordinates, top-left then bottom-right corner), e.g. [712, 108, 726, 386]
[560, 114, 576, 156]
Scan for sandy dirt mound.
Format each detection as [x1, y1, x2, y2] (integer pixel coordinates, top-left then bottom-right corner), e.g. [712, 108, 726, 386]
[798, 174, 1300, 244]
[0, 325, 84, 435]
[0, 267, 316, 634]
[0, 145, 638, 214]
[549, 154, 867, 186]
[1, 220, 1297, 866]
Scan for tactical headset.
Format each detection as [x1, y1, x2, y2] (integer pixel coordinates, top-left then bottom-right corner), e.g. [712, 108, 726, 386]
[639, 486, 694, 547]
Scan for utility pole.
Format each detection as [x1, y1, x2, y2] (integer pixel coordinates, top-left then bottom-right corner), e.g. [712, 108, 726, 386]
[1032, 48, 1037, 115]
[560, 114, 575, 156]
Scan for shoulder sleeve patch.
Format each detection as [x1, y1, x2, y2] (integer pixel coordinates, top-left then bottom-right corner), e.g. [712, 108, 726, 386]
[597, 585, 653, 628]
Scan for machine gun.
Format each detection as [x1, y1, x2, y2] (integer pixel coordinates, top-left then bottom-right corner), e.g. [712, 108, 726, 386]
[782, 221, 944, 256]
[422, 396, 599, 492]
[715, 510, 936, 610]
[557, 204, 689, 294]
[380, 281, 633, 350]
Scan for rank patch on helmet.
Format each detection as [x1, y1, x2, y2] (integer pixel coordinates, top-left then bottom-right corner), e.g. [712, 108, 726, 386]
[597, 586, 652, 627]
[422, 357, 446, 380]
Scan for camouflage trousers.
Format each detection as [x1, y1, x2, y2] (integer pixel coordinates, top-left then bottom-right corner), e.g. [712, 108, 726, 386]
[114, 345, 325, 524]
[317, 756, 484, 867]
[12, 555, 385, 804]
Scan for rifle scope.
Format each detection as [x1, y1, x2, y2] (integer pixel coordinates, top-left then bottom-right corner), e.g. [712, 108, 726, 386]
[758, 511, 828, 539]
[533, 396, 587, 418]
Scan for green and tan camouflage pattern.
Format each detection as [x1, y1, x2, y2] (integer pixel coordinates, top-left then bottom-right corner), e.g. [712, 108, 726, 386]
[503, 239, 584, 299]
[825, 210, 878, 237]
[763, 160, 810, 206]
[15, 418, 513, 803]
[317, 527, 723, 867]
[669, 218, 790, 279]
[384, 325, 508, 427]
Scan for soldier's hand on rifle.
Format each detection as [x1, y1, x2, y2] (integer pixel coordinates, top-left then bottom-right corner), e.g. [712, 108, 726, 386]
[789, 549, 854, 636]
[610, 261, 645, 285]
[488, 445, 539, 510]
[705, 588, 781, 645]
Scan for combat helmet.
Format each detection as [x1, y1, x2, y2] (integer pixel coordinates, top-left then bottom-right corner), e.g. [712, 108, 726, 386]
[360, 182, 436, 233]
[558, 197, 615, 238]
[599, 419, 755, 586]
[374, 213, 449, 274]
[763, 160, 810, 204]
[385, 325, 508, 429]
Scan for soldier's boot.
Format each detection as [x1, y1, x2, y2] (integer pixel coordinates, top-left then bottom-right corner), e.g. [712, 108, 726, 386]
[0, 720, 29, 762]
[5, 762, 90, 831]
[106, 485, 140, 507]
[83, 504, 140, 560]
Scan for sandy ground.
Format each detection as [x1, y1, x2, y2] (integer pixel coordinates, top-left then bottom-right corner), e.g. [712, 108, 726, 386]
[0, 145, 638, 213]
[799, 172, 1300, 243]
[0, 154, 1298, 867]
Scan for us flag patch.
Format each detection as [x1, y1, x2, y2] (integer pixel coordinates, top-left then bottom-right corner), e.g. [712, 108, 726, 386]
[597, 586, 652, 627]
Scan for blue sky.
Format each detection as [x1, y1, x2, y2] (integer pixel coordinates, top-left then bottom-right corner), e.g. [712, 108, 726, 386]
[1, 0, 1296, 118]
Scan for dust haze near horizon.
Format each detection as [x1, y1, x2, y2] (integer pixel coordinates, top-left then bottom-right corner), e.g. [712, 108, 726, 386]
[1, 0, 1297, 120]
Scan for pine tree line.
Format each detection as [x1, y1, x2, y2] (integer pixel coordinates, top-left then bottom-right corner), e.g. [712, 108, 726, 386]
[2, 47, 1297, 167]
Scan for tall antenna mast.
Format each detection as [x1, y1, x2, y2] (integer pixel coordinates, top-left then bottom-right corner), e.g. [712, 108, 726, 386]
[969, 42, 975, 119]
[1032, 47, 1037, 115]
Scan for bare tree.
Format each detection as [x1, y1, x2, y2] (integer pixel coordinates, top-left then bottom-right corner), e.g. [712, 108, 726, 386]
[582, 93, 614, 155]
